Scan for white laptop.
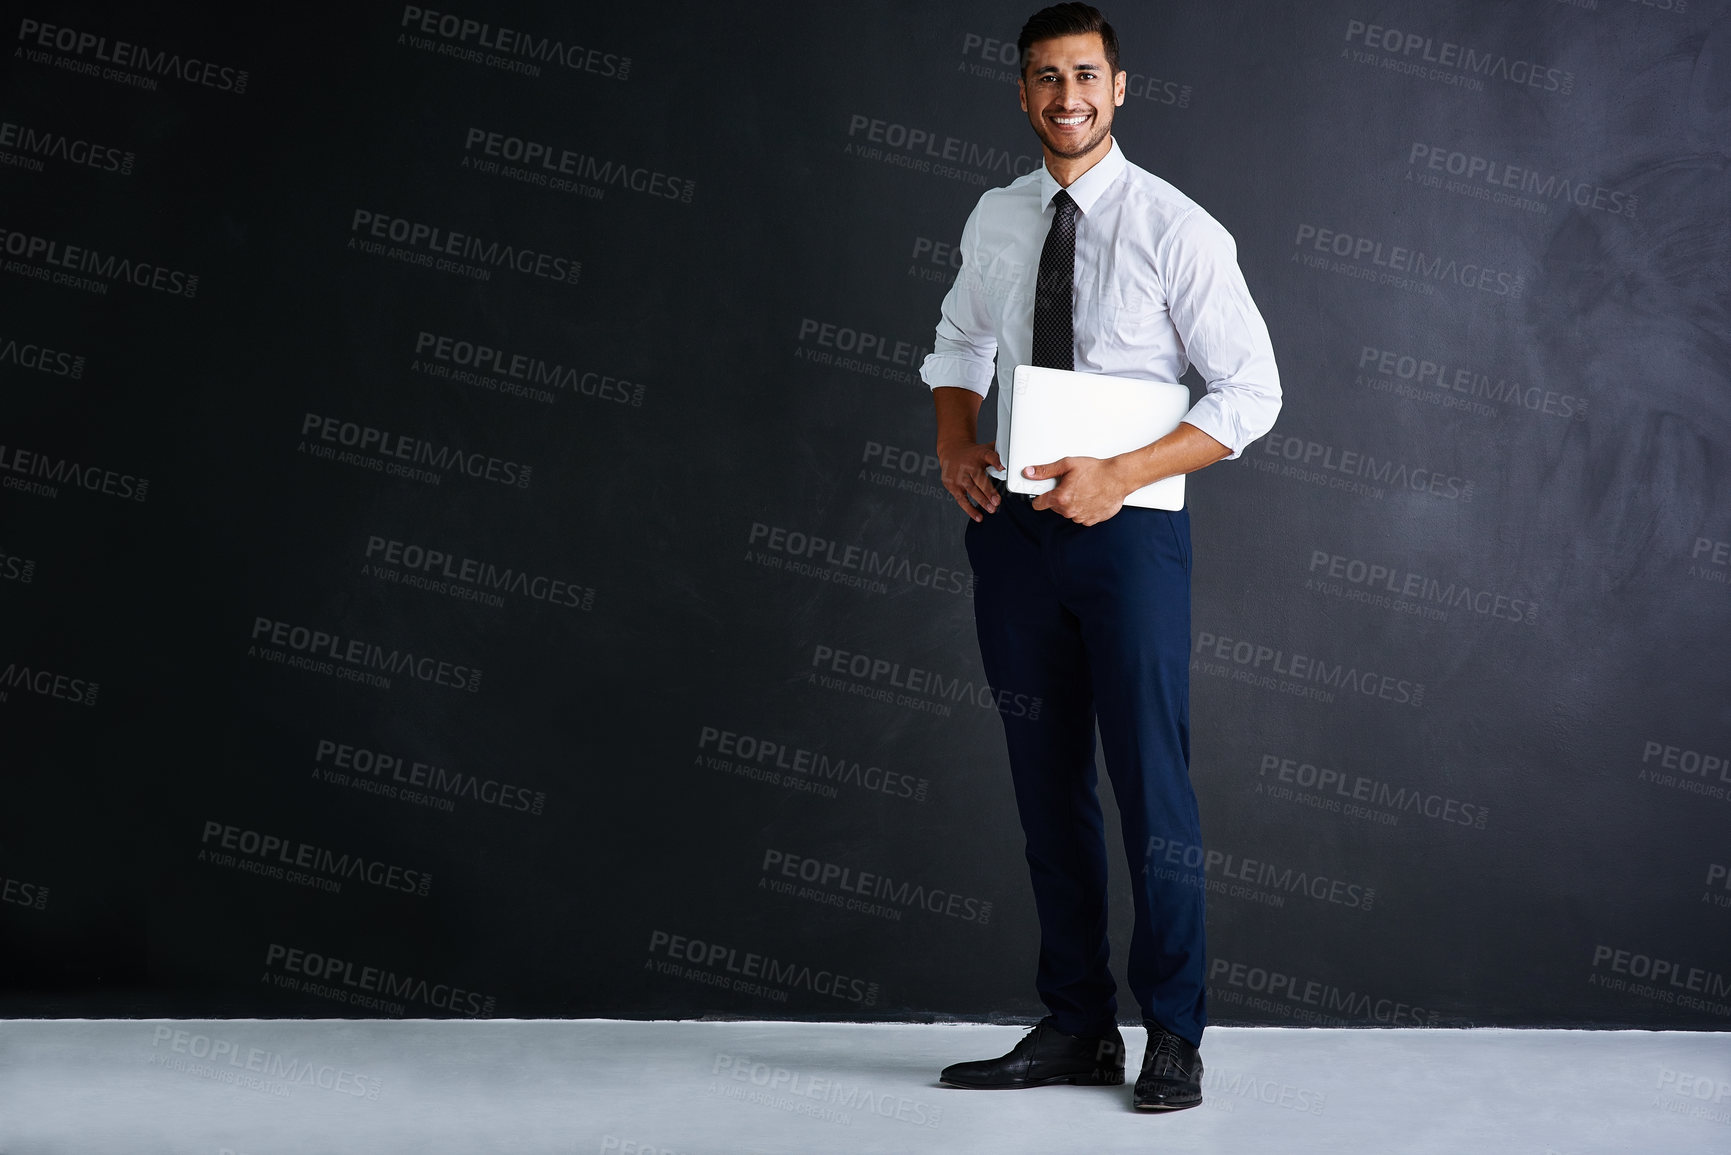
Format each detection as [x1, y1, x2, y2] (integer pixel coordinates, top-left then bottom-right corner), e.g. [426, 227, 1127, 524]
[1004, 365, 1192, 511]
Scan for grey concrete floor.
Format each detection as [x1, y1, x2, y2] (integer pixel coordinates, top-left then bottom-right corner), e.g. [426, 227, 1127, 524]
[1, 1019, 1728, 1154]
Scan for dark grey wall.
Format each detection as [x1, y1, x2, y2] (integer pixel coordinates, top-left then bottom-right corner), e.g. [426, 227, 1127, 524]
[2, 0, 1727, 1029]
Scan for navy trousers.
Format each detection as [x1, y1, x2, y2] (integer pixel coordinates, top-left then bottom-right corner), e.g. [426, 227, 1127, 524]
[964, 482, 1207, 1046]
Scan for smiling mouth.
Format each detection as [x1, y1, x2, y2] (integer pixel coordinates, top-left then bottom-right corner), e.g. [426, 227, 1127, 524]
[1049, 114, 1090, 127]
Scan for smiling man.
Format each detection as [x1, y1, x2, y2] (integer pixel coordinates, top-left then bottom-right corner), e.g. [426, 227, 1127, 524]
[921, 3, 1281, 1113]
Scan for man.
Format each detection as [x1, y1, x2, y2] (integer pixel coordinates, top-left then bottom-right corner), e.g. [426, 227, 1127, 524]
[920, 3, 1281, 1112]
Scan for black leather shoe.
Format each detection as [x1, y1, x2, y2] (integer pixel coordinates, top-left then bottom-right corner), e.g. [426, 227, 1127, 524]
[1133, 1022, 1203, 1110]
[939, 1017, 1125, 1089]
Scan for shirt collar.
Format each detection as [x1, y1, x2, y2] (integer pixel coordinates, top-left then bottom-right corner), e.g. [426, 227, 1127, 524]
[1038, 136, 1126, 215]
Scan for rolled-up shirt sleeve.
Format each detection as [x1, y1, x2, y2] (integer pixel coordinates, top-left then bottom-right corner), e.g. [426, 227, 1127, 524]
[1162, 210, 1281, 459]
[919, 204, 998, 396]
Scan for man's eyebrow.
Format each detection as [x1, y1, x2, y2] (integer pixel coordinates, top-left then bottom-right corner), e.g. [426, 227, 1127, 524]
[1031, 62, 1105, 74]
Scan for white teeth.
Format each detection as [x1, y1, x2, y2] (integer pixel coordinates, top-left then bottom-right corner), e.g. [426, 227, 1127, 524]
[1053, 115, 1087, 125]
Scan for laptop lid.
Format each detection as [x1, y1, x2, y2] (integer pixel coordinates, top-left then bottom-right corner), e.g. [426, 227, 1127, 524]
[1004, 365, 1191, 512]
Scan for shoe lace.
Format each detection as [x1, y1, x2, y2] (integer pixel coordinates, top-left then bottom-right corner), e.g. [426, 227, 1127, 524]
[1148, 1029, 1186, 1070]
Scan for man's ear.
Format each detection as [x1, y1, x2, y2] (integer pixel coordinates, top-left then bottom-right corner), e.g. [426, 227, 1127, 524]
[1114, 69, 1126, 107]
[1018, 75, 1028, 113]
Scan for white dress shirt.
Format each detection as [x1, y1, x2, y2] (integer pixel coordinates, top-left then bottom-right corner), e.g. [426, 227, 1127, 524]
[920, 137, 1281, 471]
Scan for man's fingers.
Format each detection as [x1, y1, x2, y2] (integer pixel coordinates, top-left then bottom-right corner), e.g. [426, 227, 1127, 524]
[953, 455, 997, 512]
[937, 444, 1004, 521]
[947, 468, 994, 522]
[1029, 467, 1063, 512]
[944, 474, 983, 521]
[1023, 457, 1067, 481]
[965, 469, 996, 511]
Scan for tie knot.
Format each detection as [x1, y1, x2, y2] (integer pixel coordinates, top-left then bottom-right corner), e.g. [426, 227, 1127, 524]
[1051, 189, 1077, 217]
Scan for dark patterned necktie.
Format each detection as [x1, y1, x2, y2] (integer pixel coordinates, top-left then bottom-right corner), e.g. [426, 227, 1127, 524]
[1031, 189, 1078, 370]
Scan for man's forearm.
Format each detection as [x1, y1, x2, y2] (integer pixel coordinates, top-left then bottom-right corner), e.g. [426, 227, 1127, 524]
[932, 386, 987, 449]
[1109, 421, 1231, 490]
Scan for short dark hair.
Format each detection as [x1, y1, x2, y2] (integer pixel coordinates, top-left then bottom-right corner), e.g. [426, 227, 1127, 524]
[1017, 3, 1121, 79]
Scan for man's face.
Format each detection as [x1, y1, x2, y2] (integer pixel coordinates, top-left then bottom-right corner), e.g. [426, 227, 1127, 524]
[1017, 32, 1125, 161]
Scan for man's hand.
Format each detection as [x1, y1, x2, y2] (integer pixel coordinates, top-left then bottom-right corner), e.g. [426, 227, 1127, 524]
[1025, 424, 1233, 525]
[1025, 456, 1132, 525]
[939, 439, 1005, 522]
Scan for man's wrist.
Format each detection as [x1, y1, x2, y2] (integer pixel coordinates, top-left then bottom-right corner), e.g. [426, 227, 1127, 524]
[1107, 451, 1153, 497]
